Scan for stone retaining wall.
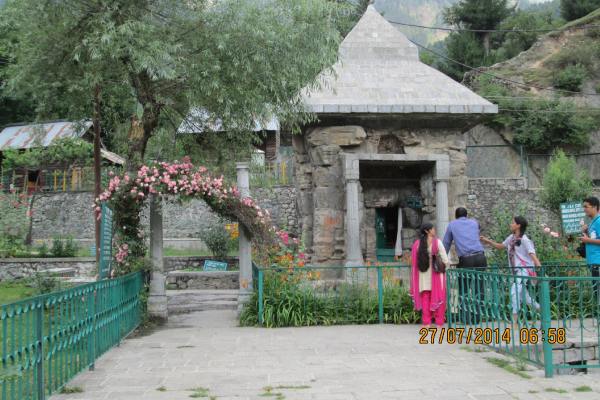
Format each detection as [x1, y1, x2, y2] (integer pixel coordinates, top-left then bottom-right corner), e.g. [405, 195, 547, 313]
[164, 256, 239, 272]
[29, 186, 298, 243]
[166, 271, 239, 290]
[0, 258, 96, 281]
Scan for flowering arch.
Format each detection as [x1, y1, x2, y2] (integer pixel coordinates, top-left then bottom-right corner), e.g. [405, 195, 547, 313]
[95, 158, 283, 273]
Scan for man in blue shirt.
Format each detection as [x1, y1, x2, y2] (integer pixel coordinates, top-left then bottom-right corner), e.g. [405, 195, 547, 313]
[443, 207, 487, 324]
[581, 196, 600, 302]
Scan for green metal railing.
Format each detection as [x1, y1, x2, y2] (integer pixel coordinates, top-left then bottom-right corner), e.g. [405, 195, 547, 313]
[252, 264, 415, 327]
[447, 262, 599, 377]
[1, 272, 143, 400]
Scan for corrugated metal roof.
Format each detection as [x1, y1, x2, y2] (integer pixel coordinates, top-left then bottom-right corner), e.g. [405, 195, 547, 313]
[0, 121, 93, 150]
[177, 108, 279, 134]
[100, 149, 125, 165]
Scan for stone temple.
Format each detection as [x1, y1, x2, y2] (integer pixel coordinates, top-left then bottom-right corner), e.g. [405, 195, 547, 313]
[292, 6, 497, 267]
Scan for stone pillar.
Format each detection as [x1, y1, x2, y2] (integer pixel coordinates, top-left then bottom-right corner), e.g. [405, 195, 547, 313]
[148, 194, 167, 322]
[344, 156, 363, 267]
[236, 162, 252, 312]
[394, 206, 403, 257]
[435, 158, 450, 238]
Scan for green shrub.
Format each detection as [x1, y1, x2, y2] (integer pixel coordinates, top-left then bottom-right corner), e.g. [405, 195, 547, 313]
[541, 150, 593, 212]
[50, 237, 64, 257]
[31, 272, 63, 295]
[63, 236, 78, 257]
[485, 203, 579, 266]
[475, 76, 597, 152]
[0, 190, 30, 257]
[37, 243, 49, 257]
[240, 271, 420, 327]
[48, 236, 78, 257]
[199, 220, 231, 259]
[553, 64, 587, 92]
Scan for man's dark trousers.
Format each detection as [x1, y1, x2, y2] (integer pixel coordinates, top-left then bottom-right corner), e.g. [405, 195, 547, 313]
[457, 252, 487, 325]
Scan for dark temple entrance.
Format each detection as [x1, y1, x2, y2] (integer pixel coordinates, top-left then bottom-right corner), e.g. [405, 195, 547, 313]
[375, 207, 399, 262]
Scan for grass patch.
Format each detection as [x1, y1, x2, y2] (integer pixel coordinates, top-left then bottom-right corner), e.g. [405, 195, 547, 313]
[0, 280, 36, 305]
[486, 357, 532, 379]
[176, 345, 195, 349]
[261, 386, 285, 399]
[545, 388, 568, 394]
[460, 345, 488, 353]
[188, 387, 210, 398]
[60, 386, 84, 394]
[575, 386, 593, 392]
[156, 386, 167, 392]
[274, 385, 310, 390]
[528, 390, 538, 394]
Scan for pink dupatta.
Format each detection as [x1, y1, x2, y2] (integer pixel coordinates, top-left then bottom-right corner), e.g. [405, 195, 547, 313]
[409, 238, 446, 311]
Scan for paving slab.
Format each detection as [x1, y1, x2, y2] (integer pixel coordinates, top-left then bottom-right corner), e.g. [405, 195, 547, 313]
[50, 310, 599, 400]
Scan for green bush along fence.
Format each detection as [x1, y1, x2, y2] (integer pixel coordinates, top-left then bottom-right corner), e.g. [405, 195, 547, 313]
[242, 264, 419, 327]
[0, 272, 143, 400]
[447, 262, 599, 377]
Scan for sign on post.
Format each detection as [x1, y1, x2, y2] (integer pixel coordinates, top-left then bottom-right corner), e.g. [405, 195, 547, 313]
[560, 202, 586, 235]
[203, 260, 228, 271]
[99, 203, 114, 279]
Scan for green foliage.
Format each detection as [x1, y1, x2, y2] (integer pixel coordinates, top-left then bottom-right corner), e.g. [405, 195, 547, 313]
[439, 32, 488, 80]
[50, 236, 79, 258]
[544, 37, 600, 72]
[1, 138, 93, 170]
[37, 243, 48, 258]
[553, 64, 588, 91]
[491, 9, 563, 61]
[60, 386, 84, 394]
[31, 272, 64, 295]
[560, 0, 600, 21]
[2, 0, 346, 165]
[0, 189, 30, 257]
[240, 272, 420, 327]
[485, 357, 532, 379]
[199, 220, 232, 260]
[439, 4, 562, 81]
[476, 76, 597, 151]
[485, 203, 579, 266]
[444, 0, 512, 30]
[541, 150, 593, 212]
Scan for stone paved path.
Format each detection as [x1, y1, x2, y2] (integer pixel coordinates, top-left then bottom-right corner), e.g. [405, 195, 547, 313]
[50, 311, 600, 400]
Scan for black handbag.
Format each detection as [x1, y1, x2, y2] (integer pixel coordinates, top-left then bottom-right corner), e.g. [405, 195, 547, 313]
[432, 253, 446, 273]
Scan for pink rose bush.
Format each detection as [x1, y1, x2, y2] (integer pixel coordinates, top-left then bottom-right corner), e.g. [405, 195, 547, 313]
[95, 159, 290, 273]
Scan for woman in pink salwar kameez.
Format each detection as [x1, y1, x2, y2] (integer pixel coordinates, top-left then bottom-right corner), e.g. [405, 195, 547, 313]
[410, 223, 449, 327]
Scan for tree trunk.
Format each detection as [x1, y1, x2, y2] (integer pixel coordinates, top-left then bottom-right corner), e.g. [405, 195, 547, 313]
[483, 32, 491, 57]
[93, 85, 102, 264]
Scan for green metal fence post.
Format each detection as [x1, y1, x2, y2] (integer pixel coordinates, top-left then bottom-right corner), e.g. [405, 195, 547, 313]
[258, 270, 264, 326]
[540, 280, 554, 378]
[36, 301, 45, 400]
[89, 290, 96, 371]
[377, 266, 384, 324]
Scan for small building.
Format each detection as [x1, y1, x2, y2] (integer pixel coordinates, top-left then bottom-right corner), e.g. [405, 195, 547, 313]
[177, 108, 281, 164]
[0, 120, 124, 192]
[294, 6, 498, 265]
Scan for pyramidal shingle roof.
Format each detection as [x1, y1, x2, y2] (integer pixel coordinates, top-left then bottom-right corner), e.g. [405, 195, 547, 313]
[302, 6, 498, 115]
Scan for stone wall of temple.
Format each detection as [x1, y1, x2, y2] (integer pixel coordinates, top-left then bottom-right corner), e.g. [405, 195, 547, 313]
[293, 124, 469, 264]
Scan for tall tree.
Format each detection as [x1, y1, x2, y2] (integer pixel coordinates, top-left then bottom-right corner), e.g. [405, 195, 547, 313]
[560, 0, 600, 21]
[444, 0, 512, 55]
[2, 0, 345, 167]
